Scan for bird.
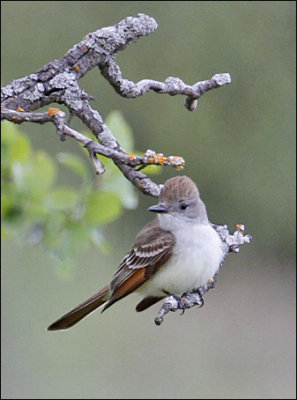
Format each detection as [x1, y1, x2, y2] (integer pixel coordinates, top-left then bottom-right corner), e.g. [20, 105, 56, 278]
[47, 175, 224, 330]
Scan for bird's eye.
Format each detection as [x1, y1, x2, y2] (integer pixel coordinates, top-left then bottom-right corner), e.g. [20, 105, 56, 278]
[180, 202, 189, 210]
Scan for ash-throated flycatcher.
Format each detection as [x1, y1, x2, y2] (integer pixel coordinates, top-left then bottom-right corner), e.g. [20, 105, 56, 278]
[48, 175, 224, 330]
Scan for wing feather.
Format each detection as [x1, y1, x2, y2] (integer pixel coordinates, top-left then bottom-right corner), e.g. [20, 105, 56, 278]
[103, 218, 176, 310]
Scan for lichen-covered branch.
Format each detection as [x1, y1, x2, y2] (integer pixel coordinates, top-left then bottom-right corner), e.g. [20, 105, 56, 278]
[99, 57, 231, 111]
[1, 14, 252, 326]
[1, 13, 231, 196]
[154, 224, 252, 325]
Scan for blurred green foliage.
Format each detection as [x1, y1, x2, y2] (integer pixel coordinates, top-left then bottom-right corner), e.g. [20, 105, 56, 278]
[1, 112, 142, 274]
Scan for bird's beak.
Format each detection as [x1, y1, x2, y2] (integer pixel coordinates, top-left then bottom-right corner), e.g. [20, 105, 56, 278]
[148, 203, 170, 213]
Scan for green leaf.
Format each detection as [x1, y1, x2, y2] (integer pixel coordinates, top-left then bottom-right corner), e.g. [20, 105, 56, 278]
[1, 196, 9, 216]
[100, 173, 138, 209]
[1, 122, 32, 163]
[85, 191, 122, 225]
[1, 193, 23, 221]
[24, 151, 57, 194]
[56, 152, 91, 181]
[46, 187, 79, 211]
[142, 164, 162, 175]
[26, 203, 49, 222]
[105, 110, 134, 151]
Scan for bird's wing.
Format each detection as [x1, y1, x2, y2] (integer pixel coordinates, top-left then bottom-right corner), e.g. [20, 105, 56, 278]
[103, 218, 176, 310]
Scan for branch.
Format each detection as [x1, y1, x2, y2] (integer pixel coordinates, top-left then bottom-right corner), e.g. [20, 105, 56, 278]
[99, 58, 231, 111]
[154, 224, 252, 325]
[1, 107, 185, 196]
[1, 13, 231, 197]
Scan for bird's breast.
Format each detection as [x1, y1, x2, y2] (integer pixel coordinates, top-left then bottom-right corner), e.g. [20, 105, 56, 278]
[138, 224, 224, 297]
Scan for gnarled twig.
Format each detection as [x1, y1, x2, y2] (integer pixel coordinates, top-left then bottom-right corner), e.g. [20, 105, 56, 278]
[1, 13, 231, 196]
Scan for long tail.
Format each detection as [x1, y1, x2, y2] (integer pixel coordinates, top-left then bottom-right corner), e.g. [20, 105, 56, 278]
[47, 285, 110, 331]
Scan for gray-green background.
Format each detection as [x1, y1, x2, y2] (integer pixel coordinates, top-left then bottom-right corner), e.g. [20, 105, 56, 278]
[1, 1, 296, 399]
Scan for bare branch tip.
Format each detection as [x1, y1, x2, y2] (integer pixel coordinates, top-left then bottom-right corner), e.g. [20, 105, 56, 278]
[84, 141, 105, 174]
[212, 73, 232, 86]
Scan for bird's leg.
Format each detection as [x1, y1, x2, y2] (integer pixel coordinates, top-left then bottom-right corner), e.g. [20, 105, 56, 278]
[154, 288, 206, 325]
[155, 275, 219, 325]
[179, 289, 205, 314]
